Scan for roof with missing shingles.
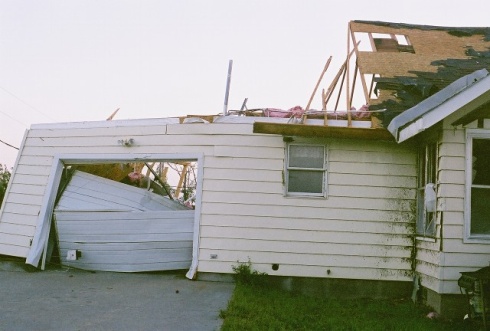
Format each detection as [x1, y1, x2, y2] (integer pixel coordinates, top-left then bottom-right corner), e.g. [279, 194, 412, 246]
[349, 20, 490, 124]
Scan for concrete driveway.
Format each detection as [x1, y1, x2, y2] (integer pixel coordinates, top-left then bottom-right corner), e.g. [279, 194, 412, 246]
[0, 260, 234, 331]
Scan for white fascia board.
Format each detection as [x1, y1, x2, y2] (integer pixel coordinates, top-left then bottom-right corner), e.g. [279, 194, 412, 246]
[396, 73, 490, 143]
[30, 117, 181, 130]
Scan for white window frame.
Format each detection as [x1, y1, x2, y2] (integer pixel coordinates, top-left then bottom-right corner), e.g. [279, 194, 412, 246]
[416, 142, 438, 238]
[285, 143, 327, 198]
[465, 130, 490, 242]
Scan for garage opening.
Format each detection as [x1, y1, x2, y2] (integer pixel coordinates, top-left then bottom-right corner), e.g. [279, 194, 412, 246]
[27, 155, 202, 276]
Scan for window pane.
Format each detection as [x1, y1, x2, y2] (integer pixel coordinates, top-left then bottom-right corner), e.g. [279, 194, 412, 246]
[471, 187, 490, 235]
[472, 139, 490, 185]
[288, 170, 323, 194]
[289, 145, 324, 169]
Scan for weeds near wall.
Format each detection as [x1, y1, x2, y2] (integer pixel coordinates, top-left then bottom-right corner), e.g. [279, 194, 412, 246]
[232, 259, 268, 286]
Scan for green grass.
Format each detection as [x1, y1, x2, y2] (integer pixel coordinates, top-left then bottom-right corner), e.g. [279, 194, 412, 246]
[220, 282, 476, 331]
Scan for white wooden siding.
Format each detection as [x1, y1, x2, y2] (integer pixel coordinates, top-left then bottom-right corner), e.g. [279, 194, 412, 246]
[0, 120, 417, 282]
[415, 121, 490, 295]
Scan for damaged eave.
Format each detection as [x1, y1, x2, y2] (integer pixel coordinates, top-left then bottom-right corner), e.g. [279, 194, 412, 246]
[451, 101, 490, 126]
[253, 122, 394, 141]
[388, 69, 490, 143]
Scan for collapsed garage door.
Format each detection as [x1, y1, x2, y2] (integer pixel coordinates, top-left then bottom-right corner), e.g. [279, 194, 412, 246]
[53, 170, 195, 272]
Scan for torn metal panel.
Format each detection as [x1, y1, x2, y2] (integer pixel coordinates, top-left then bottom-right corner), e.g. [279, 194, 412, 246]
[48, 170, 193, 272]
[388, 69, 490, 143]
[55, 210, 194, 272]
[56, 171, 188, 212]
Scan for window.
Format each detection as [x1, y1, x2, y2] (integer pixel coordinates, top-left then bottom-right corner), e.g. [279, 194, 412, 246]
[416, 143, 438, 237]
[286, 144, 327, 197]
[466, 132, 490, 239]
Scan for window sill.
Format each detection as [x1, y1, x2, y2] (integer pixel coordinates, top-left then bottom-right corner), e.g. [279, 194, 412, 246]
[285, 194, 327, 199]
[464, 236, 490, 244]
[415, 236, 436, 243]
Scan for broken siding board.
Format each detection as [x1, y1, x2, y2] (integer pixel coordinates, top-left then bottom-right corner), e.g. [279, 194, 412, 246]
[202, 179, 282, 194]
[416, 240, 440, 251]
[415, 248, 441, 265]
[329, 185, 415, 200]
[329, 149, 415, 165]
[329, 173, 415, 188]
[213, 145, 284, 159]
[204, 168, 282, 183]
[199, 226, 411, 246]
[203, 180, 415, 200]
[204, 156, 284, 170]
[199, 238, 411, 258]
[329, 161, 416, 176]
[201, 214, 412, 234]
[202, 191, 413, 212]
[201, 202, 411, 222]
[329, 140, 410, 153]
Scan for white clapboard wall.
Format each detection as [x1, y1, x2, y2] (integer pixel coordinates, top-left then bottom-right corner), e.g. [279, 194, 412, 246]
[54, 170, 194, 272]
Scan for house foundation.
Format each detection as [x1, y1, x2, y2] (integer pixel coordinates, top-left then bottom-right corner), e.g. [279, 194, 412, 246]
[422, 287, 468, 318]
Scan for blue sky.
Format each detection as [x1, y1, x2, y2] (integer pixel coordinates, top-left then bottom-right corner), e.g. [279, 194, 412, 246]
[0, 0, 488, 167]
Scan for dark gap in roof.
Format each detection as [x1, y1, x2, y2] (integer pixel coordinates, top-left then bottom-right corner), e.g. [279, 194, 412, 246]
[370, 47, 490, 125]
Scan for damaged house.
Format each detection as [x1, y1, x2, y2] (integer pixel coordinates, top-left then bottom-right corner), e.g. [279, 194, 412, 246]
[1, 20, 490, 316]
